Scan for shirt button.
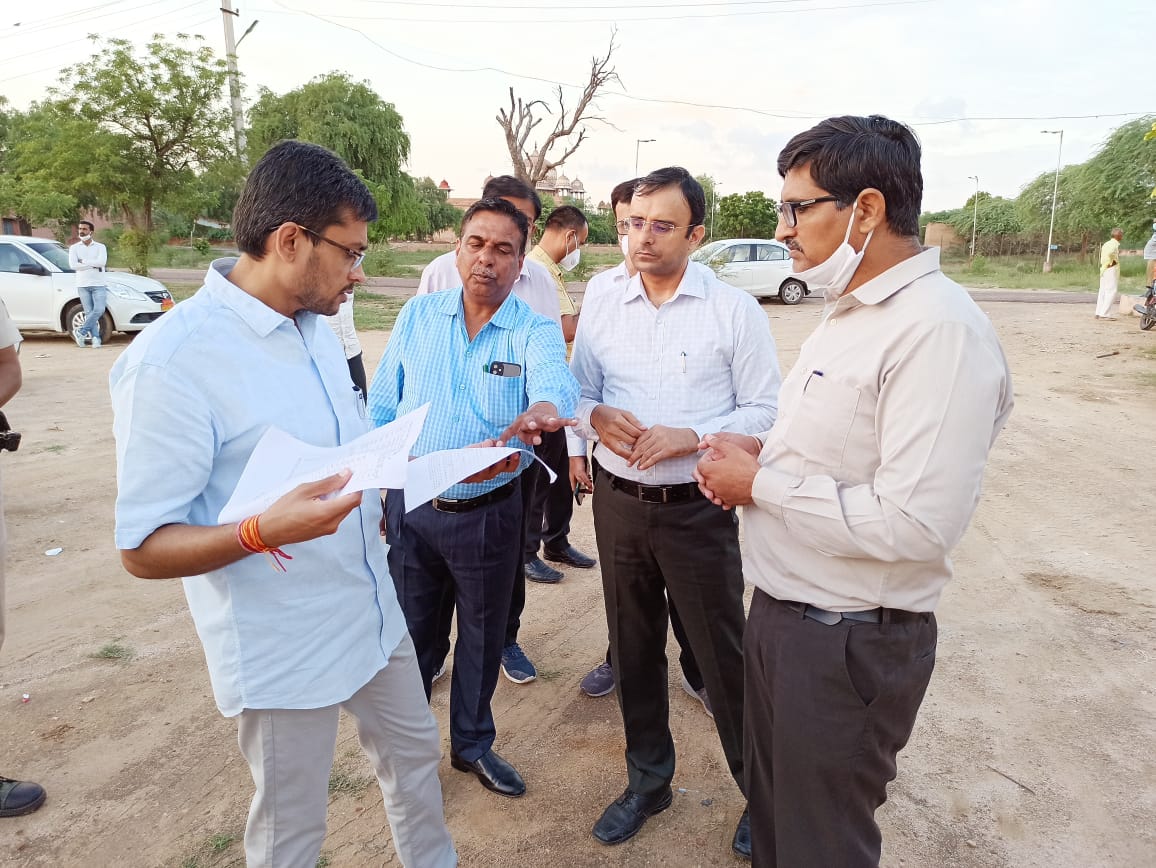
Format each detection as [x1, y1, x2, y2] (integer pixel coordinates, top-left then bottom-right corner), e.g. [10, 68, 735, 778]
[458, 384, 465, 391]
[453, 415, 460, 422]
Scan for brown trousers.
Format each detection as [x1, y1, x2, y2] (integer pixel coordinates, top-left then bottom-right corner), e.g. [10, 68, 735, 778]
[744, 589, 937, 868]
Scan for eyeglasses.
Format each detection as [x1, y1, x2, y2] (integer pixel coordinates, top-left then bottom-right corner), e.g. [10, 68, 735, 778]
[777, 196, 841, 229]
[296, 224, 366, 271]
[614, 218, 630, 237]
[621, 216, 697, 236]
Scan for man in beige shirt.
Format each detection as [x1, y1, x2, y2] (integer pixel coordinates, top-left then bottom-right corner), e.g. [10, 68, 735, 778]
[523, 205, 597, 583]
[696, 115, 1013, 868]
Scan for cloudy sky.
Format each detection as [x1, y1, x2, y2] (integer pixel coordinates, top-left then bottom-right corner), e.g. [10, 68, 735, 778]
[2, 0, 1151, 212]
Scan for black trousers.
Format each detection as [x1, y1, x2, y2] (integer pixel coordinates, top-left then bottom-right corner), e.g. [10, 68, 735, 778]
[524, 428, 573, 558]
[744, 590, 937, 868]
[384, 488, 522, 762]
[602, 599, 705, 692]
[592, 472, 746, 796]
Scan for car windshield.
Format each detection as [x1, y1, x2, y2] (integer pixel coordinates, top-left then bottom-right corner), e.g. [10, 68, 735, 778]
[27, 241, 74, 272]
[692, 241, 727, 263]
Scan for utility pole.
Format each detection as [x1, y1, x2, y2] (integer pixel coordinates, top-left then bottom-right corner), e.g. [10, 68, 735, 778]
[1041, 129, 1063, 273]
[967, 175, 979, 258]
[220, 0, 247, 162]
[634, 138, 654, 177]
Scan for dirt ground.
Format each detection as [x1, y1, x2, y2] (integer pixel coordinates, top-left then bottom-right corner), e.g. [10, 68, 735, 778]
[2, 293, 1154, 868]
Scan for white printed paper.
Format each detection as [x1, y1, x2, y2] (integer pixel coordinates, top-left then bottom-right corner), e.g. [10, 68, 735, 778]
[403, 447, 557, 512]
[218, 404, 429, 524]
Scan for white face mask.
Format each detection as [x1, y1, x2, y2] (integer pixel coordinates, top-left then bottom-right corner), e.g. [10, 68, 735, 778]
[559, 235, 581, 272]
[791, 198, 873, 301]
[619, 234, 630, 260]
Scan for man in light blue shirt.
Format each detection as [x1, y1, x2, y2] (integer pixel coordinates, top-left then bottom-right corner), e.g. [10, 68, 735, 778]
[111, 141, 455, 868]
[369, 198, 578, 800]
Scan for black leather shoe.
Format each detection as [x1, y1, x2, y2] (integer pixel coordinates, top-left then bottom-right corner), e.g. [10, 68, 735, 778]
[450, 749, 526, 798]
[592, 786, 673, 845]
[732, 808, 751, 860]
[524, 556, 564, 584]
[0, 776, 47, 817]
[543, 544, 597, 569]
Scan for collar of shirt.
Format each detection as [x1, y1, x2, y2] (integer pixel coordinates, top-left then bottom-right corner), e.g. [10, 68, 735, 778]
[203, 257, 299, 339]
[826, 247, 941, 315]
[528, 244, 563, 282]
[433, 281, 521, 330]
[622, 261, 708, 306]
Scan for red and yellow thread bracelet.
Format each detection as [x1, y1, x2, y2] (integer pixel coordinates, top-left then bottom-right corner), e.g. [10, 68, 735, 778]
[236, 514, 293, 573]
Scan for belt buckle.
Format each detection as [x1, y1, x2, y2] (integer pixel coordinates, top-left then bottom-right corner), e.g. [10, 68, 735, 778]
[638, 486, 665, 504]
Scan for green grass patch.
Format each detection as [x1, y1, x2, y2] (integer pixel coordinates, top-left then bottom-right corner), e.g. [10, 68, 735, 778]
[942, 253, 1148, 291]
[31, 443, 67, 455]
[328, 770, 372, 796]
[316, 856, 332, 868]
[353, 293, 404, 331]
[90, 640, 134, 661]
[208, 834, 235, 853]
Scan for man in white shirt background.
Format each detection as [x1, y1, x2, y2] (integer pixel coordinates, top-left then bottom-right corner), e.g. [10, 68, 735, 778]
[571, 167, 781, 860]
[696, 115, 1014, 868]
[415, 175, 561, 687]
[67, 220, 108, 347]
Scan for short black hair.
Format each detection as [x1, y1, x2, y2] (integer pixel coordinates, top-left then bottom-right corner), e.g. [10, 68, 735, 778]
[543, 205, 587, 233]
[634, 167, 705, 238]
[482, 175, 542, 220]
[777, 115, 923, 238]
[460, 197, 530, 252]
[233, 140, 378, 259]
[610, 179, 640, 211]
[78, 220, 94, 231]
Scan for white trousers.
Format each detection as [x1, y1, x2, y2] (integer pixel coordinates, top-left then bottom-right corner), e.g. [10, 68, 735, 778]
[237, 632, 456, 868]
[1096, 266, 1120, 317]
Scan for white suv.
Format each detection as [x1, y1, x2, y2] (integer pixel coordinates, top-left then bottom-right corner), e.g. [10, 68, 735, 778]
[0, 235, 173, 339]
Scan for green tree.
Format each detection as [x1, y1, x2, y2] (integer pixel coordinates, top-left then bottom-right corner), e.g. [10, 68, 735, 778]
[414, 177, 462, 239]
[247, 72, 423, 239]
[9, 34, 233, 271]
[716, 191, 778, 239]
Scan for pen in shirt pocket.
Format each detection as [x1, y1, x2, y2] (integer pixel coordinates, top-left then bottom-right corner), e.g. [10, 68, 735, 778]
[680, 351, 687, 373]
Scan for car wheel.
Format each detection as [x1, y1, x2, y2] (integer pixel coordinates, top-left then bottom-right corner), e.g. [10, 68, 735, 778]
[779, 279, 806, 305]
[65, 303, 115, 342]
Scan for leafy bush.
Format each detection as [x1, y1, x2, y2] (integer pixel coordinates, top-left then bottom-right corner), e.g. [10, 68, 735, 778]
[362, 243, 395, 277]
[119, 229, 156, 275]
[191, 237, 211, 255]
[968, 254, 989, 274]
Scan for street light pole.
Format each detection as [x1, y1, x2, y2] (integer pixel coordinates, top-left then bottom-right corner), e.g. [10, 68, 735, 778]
[634, 138, 655, 176]
[967, 175, 979, 258]
[1041, 129, 1063, 273]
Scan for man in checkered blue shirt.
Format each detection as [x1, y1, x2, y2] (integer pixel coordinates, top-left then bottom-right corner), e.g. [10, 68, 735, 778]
[368, 198, 578, 799]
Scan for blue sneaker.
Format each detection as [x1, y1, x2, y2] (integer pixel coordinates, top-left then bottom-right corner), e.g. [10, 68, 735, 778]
[501, 643, 537, 684]
[580, 661, 615, 697]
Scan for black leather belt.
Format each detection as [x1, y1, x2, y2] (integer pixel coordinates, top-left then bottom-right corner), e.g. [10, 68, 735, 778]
[600, 467, 702, 505]
[782, 600, 924, 626]
[432, 478, 518, 513]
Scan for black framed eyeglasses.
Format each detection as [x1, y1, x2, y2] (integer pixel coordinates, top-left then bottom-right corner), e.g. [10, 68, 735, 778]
[623, 216, 698, 236]
[296, 224, 366, 271]
[777, 196, 841, 229]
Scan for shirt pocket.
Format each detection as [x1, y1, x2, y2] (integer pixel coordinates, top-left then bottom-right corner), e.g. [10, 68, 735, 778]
[478, 371, 525, 431]
[780, 372, 860, 471]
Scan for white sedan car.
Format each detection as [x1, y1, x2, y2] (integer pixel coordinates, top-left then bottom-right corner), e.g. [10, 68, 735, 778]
[0, 235, 173, 339]
[692, 238, 810, 304]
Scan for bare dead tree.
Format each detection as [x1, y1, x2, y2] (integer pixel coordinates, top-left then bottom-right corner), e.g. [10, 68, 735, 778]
[496, 35, 620, 187]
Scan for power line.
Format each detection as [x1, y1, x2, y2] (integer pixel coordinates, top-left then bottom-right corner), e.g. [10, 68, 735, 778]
[276, 0, 936, 24]
[3, 14, 218, 84]
[340, 0, 839, 8]
[1, 0, 174, 41]
[272, 4, 1155, 127]
[0, 0, 190, 65]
